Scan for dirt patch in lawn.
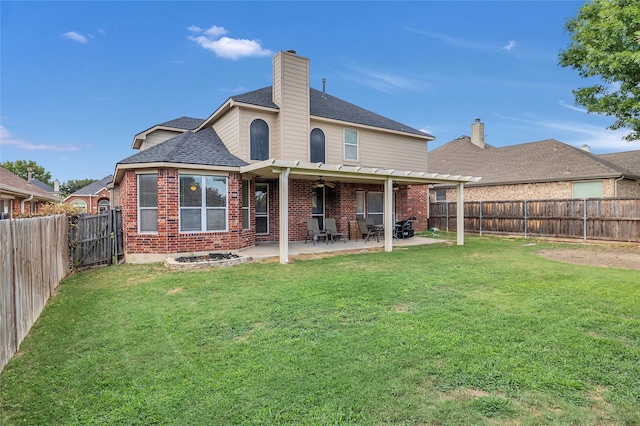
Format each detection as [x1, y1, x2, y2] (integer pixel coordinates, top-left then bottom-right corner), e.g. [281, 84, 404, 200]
[537, 244, 640, 270]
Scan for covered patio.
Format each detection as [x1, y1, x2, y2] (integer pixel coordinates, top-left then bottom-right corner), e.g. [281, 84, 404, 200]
[241, 159, 480, 264]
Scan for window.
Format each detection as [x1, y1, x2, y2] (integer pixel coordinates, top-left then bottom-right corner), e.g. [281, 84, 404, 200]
[71, 199, 88, 214]
[138, 174, 157, 233]
[98, 199, 110, 212]
[344, 129, 358, 161]
[255, 183, 268, 234]
[30, 202, 38, 213]
[573, 180, 603, 198]
[250, 119, 269, 161]
[355, 191, 365, 219]
[310, 128, 326, 163]
[242, 179, 250, 230]
[312, 187, 325, 230]
[367, 191, 384, 225]
[435, 189, 447, 202]
[179, 175, 227, 232]
[0, 199, 11, 219]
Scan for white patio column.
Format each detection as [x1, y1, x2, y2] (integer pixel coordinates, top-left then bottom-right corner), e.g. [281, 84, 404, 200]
[456, 182, 464, 245]
[279, 168, 290, 264]
[384, 177, 393, 252]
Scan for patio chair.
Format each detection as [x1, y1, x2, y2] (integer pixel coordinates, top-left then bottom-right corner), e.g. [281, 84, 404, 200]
[356, 218, 378, 243]
[325, 218, 346, 243]
[304, 218, 328, 245]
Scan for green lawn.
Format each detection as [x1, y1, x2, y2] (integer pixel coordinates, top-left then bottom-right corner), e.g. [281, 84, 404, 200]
[1, 236, 639, 425]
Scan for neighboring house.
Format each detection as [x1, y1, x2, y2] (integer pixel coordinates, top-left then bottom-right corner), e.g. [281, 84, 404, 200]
[429, 119, 640, 202]
[64, 175, 113, 214]
[111, 50, 477, 263]
[0, 167, 60, 218]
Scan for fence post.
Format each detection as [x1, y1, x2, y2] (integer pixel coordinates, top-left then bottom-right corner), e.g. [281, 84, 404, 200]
[479, 200, 483, 236]
[583, 198, 587, 243]
[524, 200, 528, 238]
[445, 201, 449, 232]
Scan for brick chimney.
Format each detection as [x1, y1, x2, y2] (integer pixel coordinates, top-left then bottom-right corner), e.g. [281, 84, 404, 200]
[471, 118, 485, 148]
[27, 167, 33, 183]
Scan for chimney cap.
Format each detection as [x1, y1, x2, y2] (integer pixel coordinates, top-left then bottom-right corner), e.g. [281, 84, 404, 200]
[474, 118, 481, 123]
[286, 49, 297, 54]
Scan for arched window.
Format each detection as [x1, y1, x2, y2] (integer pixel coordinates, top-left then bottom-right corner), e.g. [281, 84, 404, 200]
[310, 128, 326, 163]
[250, 119, 269, 161]
[98, 199, 110, 212]
[70, 199, 87, 213]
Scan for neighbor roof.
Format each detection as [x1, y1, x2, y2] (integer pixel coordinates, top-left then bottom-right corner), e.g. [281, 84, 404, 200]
[598, 150, 640, 176]
[119, 127, 248, 167]
[428, 137, 639, 186]
[69, 175, 114, 196]
[229, 86, 433, 139]
[0, 167, 60, 202]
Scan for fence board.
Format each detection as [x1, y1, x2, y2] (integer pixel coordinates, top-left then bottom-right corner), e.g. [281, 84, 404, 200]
[0, 215, 69, 373]
[430, 198, 640, 242]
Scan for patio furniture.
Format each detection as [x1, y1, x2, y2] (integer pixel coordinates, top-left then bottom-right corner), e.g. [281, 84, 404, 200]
[305, 218, 328, 245]
[325, 218, 346, 243]
[356, 218, 378, 243]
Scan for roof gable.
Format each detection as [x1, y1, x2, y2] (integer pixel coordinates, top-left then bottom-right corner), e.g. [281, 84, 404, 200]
[119, 127, 248, 167]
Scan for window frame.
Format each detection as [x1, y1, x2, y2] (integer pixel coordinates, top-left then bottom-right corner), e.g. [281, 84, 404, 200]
[71, 199, 88, 214]
[242, 179, 250, 230]
[367, 191, 384, 225]
[179, 174, 228, 233]
[344, 128, 359, 161]
[572, 180, 603, 199]
[137, 173, 158, 233]
[255, 183, 269, 235]
[310, 128, 326, 163]
[250, 119, 270, 161]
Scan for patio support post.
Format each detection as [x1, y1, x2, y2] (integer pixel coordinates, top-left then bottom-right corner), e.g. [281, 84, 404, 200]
[384, 177, 393, 252]
[456, 182, 464, 245]
[279, 168, 290, 264]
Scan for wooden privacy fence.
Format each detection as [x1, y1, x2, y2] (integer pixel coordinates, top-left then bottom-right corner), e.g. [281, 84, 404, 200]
[429, 198, 640, 242]
[1, 215, 69, 373]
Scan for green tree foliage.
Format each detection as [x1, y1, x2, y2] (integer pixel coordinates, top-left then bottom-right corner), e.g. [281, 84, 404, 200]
[59, 179, 98, 197]
[559, 0, 640, 142]
[0, 160, 52, 185]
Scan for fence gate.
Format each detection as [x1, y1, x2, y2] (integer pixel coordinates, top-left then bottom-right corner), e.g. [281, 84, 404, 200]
[70, 207, 123, 269]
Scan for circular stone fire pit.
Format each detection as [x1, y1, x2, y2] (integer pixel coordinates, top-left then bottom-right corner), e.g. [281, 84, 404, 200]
[165, 252, 251, 270]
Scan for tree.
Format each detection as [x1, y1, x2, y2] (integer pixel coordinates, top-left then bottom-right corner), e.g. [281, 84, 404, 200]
[59, 179, 98, 197]
[558, 0, 640, 142]
[1, 160, 52, 185]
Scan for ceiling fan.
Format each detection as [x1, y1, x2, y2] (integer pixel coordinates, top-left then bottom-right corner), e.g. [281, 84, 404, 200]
[311, 176, 336, 189]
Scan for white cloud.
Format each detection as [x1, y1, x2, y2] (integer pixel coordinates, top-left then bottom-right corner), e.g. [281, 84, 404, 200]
[503, 40, 517, 51]
[558, 100, 587, 113]
[61, 31, 88, 44]
[188, 24, 271, 60]
[0, 126, 80, 152]
[341, 60, 431, 94]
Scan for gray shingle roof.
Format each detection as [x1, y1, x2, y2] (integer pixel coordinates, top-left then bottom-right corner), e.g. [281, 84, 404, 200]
[230, 86, 431, 138]
[428, 137, 637, 185]
[0, 167, 60, 201]
[157, 116, 205, 130]
[598, 150, 640, 176]
[30, 178, 55, 193]
[119, 127, 247, 167]
[71, 175, 114, 196]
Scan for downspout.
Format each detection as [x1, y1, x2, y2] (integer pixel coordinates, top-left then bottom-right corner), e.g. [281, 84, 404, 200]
[20, 194, 34, 214]
[614, 175, 625, 197]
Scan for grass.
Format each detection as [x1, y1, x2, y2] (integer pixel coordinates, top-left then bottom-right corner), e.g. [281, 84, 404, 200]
[1, 235, 639, 425]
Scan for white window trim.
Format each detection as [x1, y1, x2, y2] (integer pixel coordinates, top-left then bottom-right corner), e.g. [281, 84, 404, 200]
[179, 175, 228, 233]
[242, 179, 250, 230]
[137, 174, 158, 234]
[344, 128, 359, 161]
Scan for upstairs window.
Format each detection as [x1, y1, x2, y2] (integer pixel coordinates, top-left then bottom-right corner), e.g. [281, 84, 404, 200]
[310, 128, 326, 163]
[344, 129, 358, 161]
[250, 119, 269, 161]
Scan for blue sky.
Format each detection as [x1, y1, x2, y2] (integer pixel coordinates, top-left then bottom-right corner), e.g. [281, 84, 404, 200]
[1, 1, 637, 184]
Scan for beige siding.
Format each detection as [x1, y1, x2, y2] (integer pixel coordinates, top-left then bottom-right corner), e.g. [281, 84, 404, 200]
[310, 119, 429, 171]
[237, 110, 277, 162]
[212, 108, 240, 157]
[140, 130, 182, 151]
[273, 52, 310, 162]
